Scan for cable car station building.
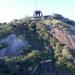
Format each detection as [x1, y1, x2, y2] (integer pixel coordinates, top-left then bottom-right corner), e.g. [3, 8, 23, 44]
[32, 10, 53, 20]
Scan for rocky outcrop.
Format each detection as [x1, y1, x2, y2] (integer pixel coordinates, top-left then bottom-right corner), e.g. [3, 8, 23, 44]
[50, 27, 75, 50]
[0, 34, 28, 57]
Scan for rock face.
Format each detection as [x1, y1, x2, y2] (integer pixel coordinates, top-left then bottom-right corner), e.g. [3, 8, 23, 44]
[50, 27, 75, 50]
[0, 34, 27, 57]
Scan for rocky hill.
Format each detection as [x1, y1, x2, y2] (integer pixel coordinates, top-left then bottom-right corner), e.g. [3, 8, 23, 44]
[0, 14, 75, 75]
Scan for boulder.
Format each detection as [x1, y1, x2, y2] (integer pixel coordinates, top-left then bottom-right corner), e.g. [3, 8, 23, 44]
[0, 34, 27, 57]
[50, 27, 75, 50]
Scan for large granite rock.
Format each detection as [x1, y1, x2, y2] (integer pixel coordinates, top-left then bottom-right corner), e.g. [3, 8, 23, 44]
[0, 34, 27, 57]
[50, 27, 75, 50]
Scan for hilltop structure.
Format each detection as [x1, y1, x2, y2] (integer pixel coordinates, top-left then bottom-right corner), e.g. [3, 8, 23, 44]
[32, 10, 53, 20]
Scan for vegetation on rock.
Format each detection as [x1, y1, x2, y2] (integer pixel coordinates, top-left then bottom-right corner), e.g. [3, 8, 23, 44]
[0, 15, 75, 75]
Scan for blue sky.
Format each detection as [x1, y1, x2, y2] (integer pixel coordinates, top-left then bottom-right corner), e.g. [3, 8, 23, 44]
[0, 0, 75, 22]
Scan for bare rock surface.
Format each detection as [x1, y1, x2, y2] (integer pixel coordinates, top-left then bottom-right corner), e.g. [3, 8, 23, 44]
[0, 34, 27, 57]
[50, 27, 75, 50]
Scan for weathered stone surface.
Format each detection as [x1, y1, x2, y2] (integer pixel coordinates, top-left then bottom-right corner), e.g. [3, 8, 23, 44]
[50, 27, 75, 50]
[0, 34, 28, 57]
